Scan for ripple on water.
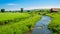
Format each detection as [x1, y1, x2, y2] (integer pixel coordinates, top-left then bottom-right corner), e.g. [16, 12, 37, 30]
[32, 16, 52, 34]
[25, 16, 52, 34]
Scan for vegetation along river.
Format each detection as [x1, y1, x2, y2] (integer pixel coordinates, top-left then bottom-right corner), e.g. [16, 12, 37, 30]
[31, 15, 52, 34]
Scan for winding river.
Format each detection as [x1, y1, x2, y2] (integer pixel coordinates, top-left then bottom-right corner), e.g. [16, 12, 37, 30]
[25, 15, 52, 34]
[32, 15, 52, 34]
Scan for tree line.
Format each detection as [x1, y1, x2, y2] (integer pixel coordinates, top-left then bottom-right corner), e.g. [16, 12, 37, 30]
[0, 8, 51, 13]
[0, 8, 29, 13]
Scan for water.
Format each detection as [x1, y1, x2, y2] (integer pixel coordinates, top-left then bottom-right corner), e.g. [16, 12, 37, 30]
[32, 15, 52, 34]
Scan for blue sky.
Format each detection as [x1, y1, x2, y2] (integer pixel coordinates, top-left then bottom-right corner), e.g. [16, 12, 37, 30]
[0, 0, 60, 10]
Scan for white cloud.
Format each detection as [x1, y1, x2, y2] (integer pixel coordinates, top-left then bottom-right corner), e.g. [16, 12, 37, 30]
[7, 3, 16, 6]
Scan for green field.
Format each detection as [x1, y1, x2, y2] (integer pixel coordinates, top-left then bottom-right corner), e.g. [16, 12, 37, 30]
[46, 12, 60, 34]
[0, 13, 41, 34]
[0, 9, 60, 34]
[0, 13, 31, 25]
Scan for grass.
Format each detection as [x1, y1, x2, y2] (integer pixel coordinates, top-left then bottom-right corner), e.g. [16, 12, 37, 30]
[46, 12, 60, 34]
[0, 13, 30, 25]
[0, 13, 41, 34]
[0, 13, 30, 21]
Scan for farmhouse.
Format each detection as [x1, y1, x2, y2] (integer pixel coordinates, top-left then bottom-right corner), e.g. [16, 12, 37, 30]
[50, 8, 58, 12]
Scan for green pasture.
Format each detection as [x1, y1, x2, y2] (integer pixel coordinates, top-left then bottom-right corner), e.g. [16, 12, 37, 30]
[46, 12, 60, 34]
[0, 13, 41, 34]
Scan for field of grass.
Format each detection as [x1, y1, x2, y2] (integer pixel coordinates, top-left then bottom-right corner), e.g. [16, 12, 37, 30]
[0, 13, 41, 34]
[0, 13, 30, 25]
[46, 12, 60, 34]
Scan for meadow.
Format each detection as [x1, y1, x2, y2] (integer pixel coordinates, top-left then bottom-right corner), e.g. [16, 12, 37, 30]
[0, 9, 60, 34]
[0, 13, 31, 25]
[0, 12, 41, 34]
[46, 12, 60, 34]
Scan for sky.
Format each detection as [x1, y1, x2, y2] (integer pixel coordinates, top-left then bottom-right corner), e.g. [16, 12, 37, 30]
[0, 0, 60, 11]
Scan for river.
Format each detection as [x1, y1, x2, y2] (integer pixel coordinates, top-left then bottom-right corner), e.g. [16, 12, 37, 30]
[32, 15, 52, 34]
[26, 15, 52, 34]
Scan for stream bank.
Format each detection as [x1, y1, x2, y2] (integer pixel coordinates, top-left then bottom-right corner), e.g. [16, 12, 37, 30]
[25, 15, 52, 34]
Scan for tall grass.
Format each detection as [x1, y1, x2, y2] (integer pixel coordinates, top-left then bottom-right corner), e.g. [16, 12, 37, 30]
[46, 12, 60, 34]
[0, 13, 41, 34]
[0, 13, 30, 25]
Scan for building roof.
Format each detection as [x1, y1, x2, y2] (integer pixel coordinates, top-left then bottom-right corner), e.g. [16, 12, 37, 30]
[51, 8, 58, 11]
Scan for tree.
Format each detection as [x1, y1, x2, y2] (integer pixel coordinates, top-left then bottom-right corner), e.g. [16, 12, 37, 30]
[1, 9, 5, 12]
[21, 8, 23, 12]
[27, 10, 30, 12]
